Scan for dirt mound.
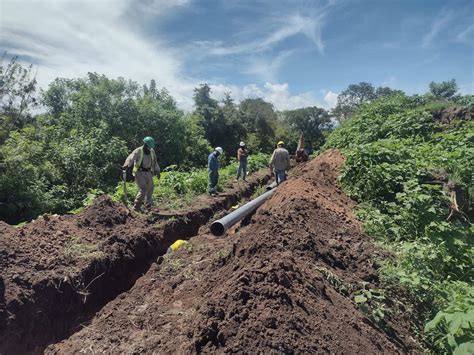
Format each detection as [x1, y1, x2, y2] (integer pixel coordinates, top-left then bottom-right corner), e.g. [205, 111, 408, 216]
[48, 150, 414, 354]
[78, 195, 131, 227]
[0, 171, 271, 354]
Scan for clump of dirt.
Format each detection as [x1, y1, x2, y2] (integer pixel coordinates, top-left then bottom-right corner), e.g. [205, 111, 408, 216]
[434, 106, 474, 124]
[47, 150, 415, 354]
[77, 195, 131, 228]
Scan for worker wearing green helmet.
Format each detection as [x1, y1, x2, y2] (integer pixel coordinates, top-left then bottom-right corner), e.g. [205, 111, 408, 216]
[122, 136, 161, 212]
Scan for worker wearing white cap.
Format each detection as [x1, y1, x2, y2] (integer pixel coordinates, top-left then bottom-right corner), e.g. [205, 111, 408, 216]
[208, 147, 223, 196]
[236, 141, 248, 182]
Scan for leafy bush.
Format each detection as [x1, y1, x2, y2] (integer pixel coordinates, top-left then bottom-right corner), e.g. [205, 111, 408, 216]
[325, 94, 474, 352]
[424, 282, 474, 354]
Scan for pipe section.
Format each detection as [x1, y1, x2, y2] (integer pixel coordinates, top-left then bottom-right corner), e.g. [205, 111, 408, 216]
[211, 188, 276, 236]
[266, 181, 277, 191]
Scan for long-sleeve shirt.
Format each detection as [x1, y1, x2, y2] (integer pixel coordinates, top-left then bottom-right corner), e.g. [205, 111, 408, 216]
[123, 147, 160, 174]
[237, 148, 248, 162]
[270, 147, 290, 171]
[208, 152, 219, 172]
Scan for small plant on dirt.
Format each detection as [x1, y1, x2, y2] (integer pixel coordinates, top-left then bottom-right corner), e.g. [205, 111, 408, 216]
[14, 221, 27, 228]
[315, 266, 352, 296]
[354, 284, 390, 328]
[182, 266, 196, 280]
[214, 247, 233, 261]
[183, 242, 193, 253]
[167, 216, 178, 224]
[64, 237, 104, 260]
[161, 254, 185, 273]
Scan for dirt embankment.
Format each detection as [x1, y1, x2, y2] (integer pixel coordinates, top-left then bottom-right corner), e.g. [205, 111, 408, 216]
[48, 150, 415, 354]
[0, 171, 271, 354]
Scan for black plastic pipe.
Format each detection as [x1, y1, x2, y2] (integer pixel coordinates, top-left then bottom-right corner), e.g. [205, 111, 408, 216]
[211, 188, 276, 236]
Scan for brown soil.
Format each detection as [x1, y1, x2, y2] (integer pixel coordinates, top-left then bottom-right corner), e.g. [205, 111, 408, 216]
[46, 150, 415, 354]
[434, 106, 474, 124]
[0, 170, 271, 354]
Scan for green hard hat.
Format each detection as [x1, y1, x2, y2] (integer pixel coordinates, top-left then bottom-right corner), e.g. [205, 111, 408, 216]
[143, 136, 155, 148]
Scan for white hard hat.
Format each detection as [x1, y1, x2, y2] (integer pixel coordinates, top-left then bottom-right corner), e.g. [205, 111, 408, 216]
[215, 147, 223, 154]
[239, 141, 245, 146]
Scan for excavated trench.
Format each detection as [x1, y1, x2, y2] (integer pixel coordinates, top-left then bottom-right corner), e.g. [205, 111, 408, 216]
[46, 150, 416, 354]
[0, 173, 271, 354]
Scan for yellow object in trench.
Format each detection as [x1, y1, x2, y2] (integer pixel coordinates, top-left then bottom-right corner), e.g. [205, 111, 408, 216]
[167, 239, 189, 253]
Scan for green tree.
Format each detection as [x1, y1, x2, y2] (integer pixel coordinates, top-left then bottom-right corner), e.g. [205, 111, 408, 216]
[192, 85, 245, 157]
[332, 82, 404, 123]
[282, 106, 332, 150]
[238, 98, 277, 153]
[220, 92, 246, 156]
[428, 79, 459, 101]
[0, 72, 208, 223]
[182, 113, 212, 169]
[0, 54, 38, 143]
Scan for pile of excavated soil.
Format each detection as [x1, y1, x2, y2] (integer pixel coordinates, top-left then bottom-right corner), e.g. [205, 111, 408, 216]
[48, 150, 415, 354]
[0, 171, 270, 354]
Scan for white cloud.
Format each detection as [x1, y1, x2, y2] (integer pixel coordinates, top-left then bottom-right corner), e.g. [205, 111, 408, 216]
[0, 0, 197, 108]
[323, 90, 338, 109]
[195, 13, 326, 57]
[456, 24, 474, 43]
[210, 82, 321, 111]
[422, 8, 455, 48]
[243, 51, 294, 82]
[0, 0, 333, 112]
[137, 0, 191, 15]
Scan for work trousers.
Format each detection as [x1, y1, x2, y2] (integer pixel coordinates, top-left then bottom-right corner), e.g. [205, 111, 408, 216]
[275, 169, 286, 185]
[134, 171, 154, 208]
[236, 161, 247, 180]
[208, 170, 219, 194]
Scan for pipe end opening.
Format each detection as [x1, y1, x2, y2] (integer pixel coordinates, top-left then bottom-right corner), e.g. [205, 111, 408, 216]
[210, 222, 225, 236]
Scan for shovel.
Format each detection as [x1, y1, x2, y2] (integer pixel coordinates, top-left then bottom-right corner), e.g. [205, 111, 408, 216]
[122, 170, 128, 204]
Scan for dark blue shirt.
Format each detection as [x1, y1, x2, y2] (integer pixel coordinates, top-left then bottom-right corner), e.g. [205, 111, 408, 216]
[208, 152, 219, 172]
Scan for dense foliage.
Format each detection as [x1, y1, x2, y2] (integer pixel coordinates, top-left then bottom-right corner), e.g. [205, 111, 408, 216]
[0, 57, 331, 223]
[325, 94, 474, 353]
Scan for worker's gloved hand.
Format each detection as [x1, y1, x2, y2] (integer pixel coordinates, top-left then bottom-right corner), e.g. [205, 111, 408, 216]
[122, 170, 127, 180]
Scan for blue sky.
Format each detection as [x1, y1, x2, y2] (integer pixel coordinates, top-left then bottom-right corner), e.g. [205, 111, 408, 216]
[1, 0, 473, 110]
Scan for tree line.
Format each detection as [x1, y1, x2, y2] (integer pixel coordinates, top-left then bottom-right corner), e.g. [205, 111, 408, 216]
[0, 54, 466, 224]
[0, 56, 333, 223]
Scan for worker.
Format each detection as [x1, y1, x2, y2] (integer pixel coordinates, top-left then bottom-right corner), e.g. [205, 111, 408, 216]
[208, 147, 223, 196]
[122, 136, 160, 212]
[270, 141, 290, 185]
[236, 141, 248, 182]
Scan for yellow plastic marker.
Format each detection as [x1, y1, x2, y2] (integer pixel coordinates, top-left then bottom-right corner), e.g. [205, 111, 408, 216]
[167, 239, 189, 253]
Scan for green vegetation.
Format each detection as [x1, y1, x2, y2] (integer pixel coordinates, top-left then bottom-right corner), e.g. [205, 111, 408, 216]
[64, 237, 104, 260]
[325, 92, 473, 353]
[2, 51, 472, 351]
[0, 56, 331, 224]
[113, 152, 269, 209]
